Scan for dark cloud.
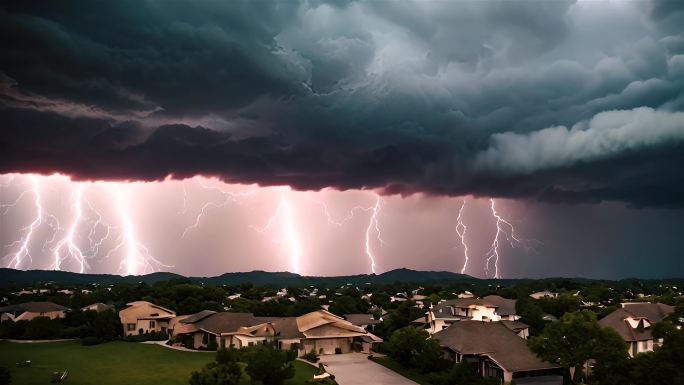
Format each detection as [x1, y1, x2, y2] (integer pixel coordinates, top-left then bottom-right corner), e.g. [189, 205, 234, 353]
[1, 0, 683, 206]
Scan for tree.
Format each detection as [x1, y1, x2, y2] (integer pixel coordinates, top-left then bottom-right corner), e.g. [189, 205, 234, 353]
[528, 311, 627, 383]
[628, 322, 684, 385]
[245, 344, 294, 385]
[189, 348, 242, 385]
[387, 327, 445, 373]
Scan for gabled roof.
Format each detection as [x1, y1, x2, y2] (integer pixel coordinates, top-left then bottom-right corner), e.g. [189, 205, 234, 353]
[81, 303, 113, 312]
[180, 310, 216, 324]
[501, 320, 529, 332]
[598, 303, 674, 342]
[195, 312, 267, 335]
[343, 314, 381, 326]
[124, 301, 176, 315]
[0, 301, 69, 316]
[432, 295, 517, 317]
[434, 321, 558, 373]
[482, 295, 517, 316]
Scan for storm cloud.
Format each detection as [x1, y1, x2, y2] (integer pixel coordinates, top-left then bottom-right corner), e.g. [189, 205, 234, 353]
[1, 0, 683, 206]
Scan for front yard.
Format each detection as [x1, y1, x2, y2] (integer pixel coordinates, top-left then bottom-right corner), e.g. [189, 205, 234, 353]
[0, 341, 319, 385]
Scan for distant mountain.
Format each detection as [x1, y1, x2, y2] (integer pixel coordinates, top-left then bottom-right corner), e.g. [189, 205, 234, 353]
[0, 268, 184, 286]
[0, 267, 475, 287]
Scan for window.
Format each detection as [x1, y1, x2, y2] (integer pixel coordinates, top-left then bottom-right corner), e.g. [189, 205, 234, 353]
[127, 323, 136, 331]
[150, 320, 156, 328]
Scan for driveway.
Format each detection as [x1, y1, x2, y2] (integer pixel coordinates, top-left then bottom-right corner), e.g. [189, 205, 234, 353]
[319, 353, 418, 385]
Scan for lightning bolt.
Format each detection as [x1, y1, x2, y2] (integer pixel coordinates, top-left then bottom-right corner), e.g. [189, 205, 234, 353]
[109, 186, 170, 275]
[484, 198, 533, 279]
[3, 176, 42, 269]
[455, 199, 469, 275]
[52, 184, 87, 273]
[181, 179, 254, 238]
[251, 196, 302, 275]
[364, 193, 384, 274]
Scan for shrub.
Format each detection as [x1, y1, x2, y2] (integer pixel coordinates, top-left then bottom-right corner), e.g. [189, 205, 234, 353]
[207, 338, 218, 351]
[335, 347, 342, 354]
[303, 349, 319, 363]
[245, 345, 294, 385]
[0, 366, 10, 385]
[81, 336, 103, 346]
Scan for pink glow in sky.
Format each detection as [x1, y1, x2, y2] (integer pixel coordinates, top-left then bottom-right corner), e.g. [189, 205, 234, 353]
[0, 173, 537, 278]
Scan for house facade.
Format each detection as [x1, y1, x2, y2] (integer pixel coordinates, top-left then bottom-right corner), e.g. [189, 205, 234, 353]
[174, 309, 382, 355]
[599, 302, 675, 357]
[0, 301, 69, 322]
[119, 301, 176, 336]
[433, 321, 562, 384]
[414, 295, 520, 334]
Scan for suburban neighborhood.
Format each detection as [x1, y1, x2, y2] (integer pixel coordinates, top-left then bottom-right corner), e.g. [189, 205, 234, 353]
[1, 270, 683, 385]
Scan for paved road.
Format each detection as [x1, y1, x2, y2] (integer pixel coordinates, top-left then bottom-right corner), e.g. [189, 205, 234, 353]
[319, 354, 418, 385]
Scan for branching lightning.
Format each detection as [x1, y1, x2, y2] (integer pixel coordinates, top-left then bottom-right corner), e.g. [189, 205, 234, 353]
[364, 193, 384, 274]
[181, 179, 254, 238]
[52, 184, 87, 272]
[108, 187, 170, 275]
[484, 198, 534, 279]
[455, 199, 470, 275]
[3, 176, 42, 269]
[251, 196, 302, 275]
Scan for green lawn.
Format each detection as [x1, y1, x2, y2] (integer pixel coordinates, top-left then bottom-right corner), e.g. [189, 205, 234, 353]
[0, 341, 319, 385]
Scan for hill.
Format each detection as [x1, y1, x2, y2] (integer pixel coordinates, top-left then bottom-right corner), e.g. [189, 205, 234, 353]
[0, 268, 475, 287]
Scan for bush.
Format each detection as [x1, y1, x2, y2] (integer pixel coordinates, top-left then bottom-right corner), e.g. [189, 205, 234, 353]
[124, 330, 168, 342]
[245, 344, 294, 385]
[190, 348, 242, 385]
[303, 349, 319, 363]
[81, 336, 103, 346]
[207, 338, 218, 351]
[335, 347, 342, 354]
[0, 366, 10, 385]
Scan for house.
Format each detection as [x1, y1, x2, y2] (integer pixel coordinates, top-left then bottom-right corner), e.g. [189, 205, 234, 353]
[414, 295, 520, 334]
[598, 302, 675, 357]
[12, 289, 34, 296]
[343, 313, 382, 332]
[0, 302, 69, 322]
[81, 303, 114, 312]
[119, 301, 176, 336]
[529, 291, 558, 300]
[175, 309, 382, 355]
[57, 289, 74, 295]
[433, 321, 562, 384]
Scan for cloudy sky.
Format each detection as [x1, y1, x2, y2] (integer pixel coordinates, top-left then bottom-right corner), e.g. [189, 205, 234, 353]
[1, 0, 683, 279]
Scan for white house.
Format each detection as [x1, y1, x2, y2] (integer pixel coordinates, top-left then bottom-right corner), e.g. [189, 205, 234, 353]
[599, 302, 674, 357]
[414, 295, 520, 334]
[119, 301, 176, 336]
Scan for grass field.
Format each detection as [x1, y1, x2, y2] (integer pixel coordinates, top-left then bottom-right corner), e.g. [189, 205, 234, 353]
[0, 341, 319, 385]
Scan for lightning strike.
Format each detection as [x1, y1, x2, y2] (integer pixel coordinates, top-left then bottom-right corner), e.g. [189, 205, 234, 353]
[52, 184, 87, 272]
[364, 193, 384, 274]
[456, 199, 470, 275]
[251, 196, 302, 275]
[110, 187, 169, 275]
[484, 198, 532, 279]
[3, 176, 42, 269]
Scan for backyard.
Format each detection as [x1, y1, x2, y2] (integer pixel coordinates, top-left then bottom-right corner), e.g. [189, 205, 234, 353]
[0, 341, 319, 385]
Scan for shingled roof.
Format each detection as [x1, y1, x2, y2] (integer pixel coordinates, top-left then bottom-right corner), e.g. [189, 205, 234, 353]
[194, 312, 268, 335]
[344, 314, 382, 326]
[433, 321, 559, 373]
[0, 301, 69, 316]
[598, 302, 674, 342]
[432, 295, 517, 317]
